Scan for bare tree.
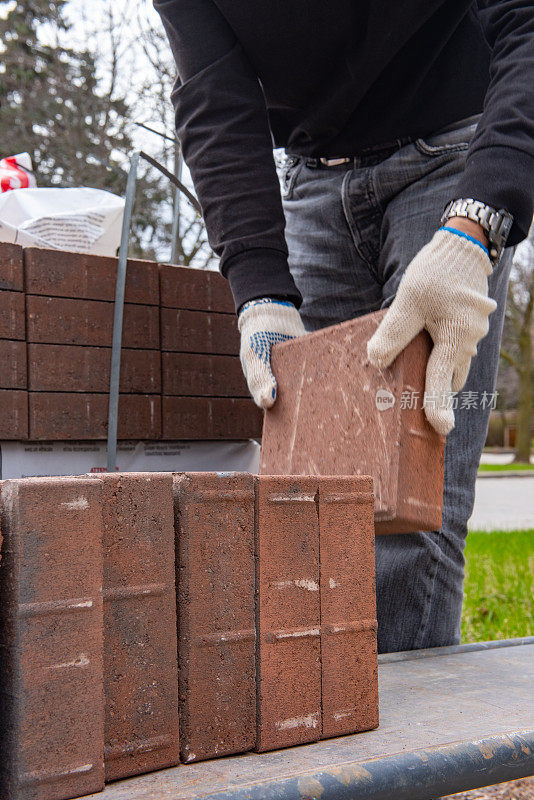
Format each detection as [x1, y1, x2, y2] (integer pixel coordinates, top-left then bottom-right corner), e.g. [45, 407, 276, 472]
[500, 222, 534, 463]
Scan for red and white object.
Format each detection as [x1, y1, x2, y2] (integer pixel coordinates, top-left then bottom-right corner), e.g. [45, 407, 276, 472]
[0, 152, 36, 193]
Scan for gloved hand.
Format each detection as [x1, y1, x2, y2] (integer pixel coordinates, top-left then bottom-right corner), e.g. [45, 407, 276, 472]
[367, 227, 497, 435]
[238, 297, 306, 408]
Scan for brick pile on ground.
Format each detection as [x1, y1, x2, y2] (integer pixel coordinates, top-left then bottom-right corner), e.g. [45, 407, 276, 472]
[0, 243, 261, 442]
[0, 471, 378, 800]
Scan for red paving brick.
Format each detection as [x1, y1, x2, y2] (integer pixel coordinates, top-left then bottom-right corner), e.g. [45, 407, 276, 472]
[161, 308, 240, 355]
[99, 474, 179, 781]
[0, 477, 105, 800]
[174, 472, 256, 762]
[254, 475, 322, 752]
[29, 393, 161, 440]
[0, 243, 24, 291]
[159, 263, 234, 313]
[162, 352, 248, 397]
[28, 344, 161, 393]
[318, 476, 379, 738]
[0, 340, 26, 389]
[260, 309, 444, 534]
[24, 248, 159, 305]
[0, 390, 28, 439]
[0, 290, 25, 340]
[162, 397, 262, 440]
[26, 296, 159, 350]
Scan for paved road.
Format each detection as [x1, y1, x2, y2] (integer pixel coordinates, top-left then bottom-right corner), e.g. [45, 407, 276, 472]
[468, 477, 534, 531]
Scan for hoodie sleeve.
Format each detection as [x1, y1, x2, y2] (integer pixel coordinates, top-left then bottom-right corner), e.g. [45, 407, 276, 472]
[153, 0, 302, 311]
[455, 0, 534, 245]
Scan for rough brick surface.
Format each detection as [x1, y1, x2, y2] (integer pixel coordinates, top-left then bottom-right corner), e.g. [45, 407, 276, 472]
[161, 308, 239, 355]
[162, 397, 262, 440]
[318, 476, 379, 738]
[160, 263, 234, 313]
[29, 393, 161, 440]
[0, 477, 105, 800]
[0, 341, 26, 389]
[174, 472, 255, 762]
[28, 344, 161, 393]
[24, 248, 159, 305]
[162, 352, 247, 397]
[0, 390, 28, 439]
[0, 290, 25, 340]
[26, 295, 159, 349]
[260, 310, 444, 534]
[99, 474, 179, 781]
[0, 243, 24, 291]
[254, 475, 322, 752]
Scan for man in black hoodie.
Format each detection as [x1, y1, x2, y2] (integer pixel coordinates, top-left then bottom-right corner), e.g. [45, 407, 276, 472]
[154, 0, 534, 653]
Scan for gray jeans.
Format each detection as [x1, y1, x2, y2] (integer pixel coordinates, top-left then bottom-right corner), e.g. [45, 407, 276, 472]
[281, 118, 512, 654]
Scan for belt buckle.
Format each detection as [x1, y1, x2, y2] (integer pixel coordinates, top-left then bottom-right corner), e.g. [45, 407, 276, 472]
[319, 156, 351, 167]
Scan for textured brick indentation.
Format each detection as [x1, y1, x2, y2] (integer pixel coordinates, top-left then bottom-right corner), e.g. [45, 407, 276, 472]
[162, 397, 262, 440]
[319, 476, 379, 738]
[159, 263, 234, 313]
[0, 477, 105, 800]
[24, 248, 159, 305]
[29, 393, 161, 440]
[260, 309, 444, 534]
[99, 473, 179, 781]
[174, 472, 256, 763]
[254, 475, 322, 752]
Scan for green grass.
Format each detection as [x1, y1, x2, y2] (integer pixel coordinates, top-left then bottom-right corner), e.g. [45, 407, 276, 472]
[462, 529, 534, 643]
[478, 463, 534, 472]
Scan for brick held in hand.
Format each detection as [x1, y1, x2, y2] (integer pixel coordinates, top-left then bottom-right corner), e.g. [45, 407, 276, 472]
[0, 243, 24, 291]
[26, 295, 159, 349]
[162, 397, 262, 440]
[318, 476, 379, 739]
[159, 263, 234, 313]
[98, 473, 179, 781]
[174, 472, 256, 762]
[260, 309, 444, 535]
[161, 308, 239, 355]
[0, 477, 105, 800]
[29, 393, 161, 440]
[24, 247, 159, 305]
[254, 475, 322, 752]
[28, 344, 161, 394]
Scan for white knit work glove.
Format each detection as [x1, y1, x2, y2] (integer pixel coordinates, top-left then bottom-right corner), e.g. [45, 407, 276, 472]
[238, 298, 306, 408]
[367, 227, 497, 436]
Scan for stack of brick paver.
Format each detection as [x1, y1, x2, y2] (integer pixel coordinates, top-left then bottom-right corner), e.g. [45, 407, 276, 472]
[0, 471, 378, 800]
[0, 242, 261, 442]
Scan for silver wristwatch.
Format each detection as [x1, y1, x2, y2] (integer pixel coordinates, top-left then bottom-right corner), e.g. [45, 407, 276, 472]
[440, 198, 513, 266]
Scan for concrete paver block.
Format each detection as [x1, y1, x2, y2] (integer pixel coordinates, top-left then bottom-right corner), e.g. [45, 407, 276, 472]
[260, 310, 444, 534]
[162, 352, 247, 397]
[161, 308, 239, 355]
[0, 341, 26, 389]
[159, 263, 234, 313]
[162, 397, 262, 440]
[0, 243, 24, 292]
[0, 477, 105, 800]
[26, 296, 159, 350]
[24, 248, 159, 305]
[254, 475, 322, 752]
[99, 474, 179, 781]
[0, 390, 28, 439]
[0, 290, 25, 340]
[174, 472, 256, 762]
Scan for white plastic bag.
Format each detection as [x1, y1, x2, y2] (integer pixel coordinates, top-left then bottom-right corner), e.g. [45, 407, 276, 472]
[0, 186, 125, 256]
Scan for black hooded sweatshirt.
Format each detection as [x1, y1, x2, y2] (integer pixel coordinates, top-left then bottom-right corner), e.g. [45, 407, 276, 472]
[154, 0, 534, 310]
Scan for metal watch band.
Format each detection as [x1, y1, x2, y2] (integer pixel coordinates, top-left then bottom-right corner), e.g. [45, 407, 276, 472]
[440, 198, 513, 265]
